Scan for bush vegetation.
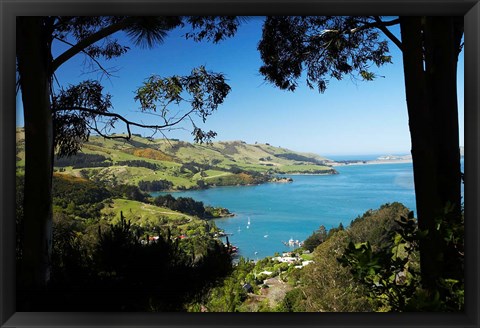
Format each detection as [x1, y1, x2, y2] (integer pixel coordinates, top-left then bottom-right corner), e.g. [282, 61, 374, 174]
[17, 173, 234, 311]
[44, 212, 233, 311]
[153, 194, 231, 219]
[274, 153, 322, 164]
[17, 166, 464, 312]
[54, 152, 112, 168]
[116, 160, 160, 170]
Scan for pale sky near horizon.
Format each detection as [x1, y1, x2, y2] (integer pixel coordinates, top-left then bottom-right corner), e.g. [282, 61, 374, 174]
[16, 16, 465, 156]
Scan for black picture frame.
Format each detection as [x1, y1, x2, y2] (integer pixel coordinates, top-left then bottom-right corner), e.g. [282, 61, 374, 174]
[1, 1, 479, 327]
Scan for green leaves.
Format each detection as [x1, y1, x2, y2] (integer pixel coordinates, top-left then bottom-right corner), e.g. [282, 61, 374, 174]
[394, 211, 425, 245]
[258, 16, 394, 93]
[185, 16, 244, 43]
[339, 242, 382, 279]
[52, 66, 231, 156]
[339, 209, 424, 311]
[340, 206, 465, 311]
[124, 16, 182, 48]
[53, 80, 113, 157]
[192, 127, 218, 144]
[135, 66, 231, 143]
[360, 70, 375, 81]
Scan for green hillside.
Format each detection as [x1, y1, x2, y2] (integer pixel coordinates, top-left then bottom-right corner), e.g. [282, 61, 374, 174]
[16, 128, 337, 190]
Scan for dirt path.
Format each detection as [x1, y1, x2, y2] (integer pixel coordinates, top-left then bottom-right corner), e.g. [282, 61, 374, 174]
[244, 276, 293, 311]
[263, 277, 293, 306]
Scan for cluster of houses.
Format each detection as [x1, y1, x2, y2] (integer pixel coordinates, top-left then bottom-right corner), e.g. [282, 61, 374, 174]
[140, 234, 189, 245]
[140, 235, 160, 245]
[272, 251, 314, 269]
[241, 252, 315, 294]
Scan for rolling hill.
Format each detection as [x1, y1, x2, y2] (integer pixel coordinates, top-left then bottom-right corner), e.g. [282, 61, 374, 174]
[16, 128, 337, 190]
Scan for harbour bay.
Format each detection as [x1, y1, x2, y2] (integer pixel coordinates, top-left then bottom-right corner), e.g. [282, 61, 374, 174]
[14, 14, 468, 313]
[153, 162, 423, 260]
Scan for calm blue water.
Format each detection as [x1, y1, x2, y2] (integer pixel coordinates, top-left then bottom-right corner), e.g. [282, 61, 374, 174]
[153, 162, 424, 260]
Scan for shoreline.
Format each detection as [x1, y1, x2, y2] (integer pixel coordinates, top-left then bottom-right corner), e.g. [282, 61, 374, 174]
[156, 171, 337, 193]
[153, 158, 425, 194]
[330, 159, 413, 167]
[282, 172, 338, 176]
[329, 154, 463, 167]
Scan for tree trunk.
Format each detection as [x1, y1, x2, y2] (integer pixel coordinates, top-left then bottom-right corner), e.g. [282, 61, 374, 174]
[423, 16, 463, 284]
[16, 17, 54, 308]
[400, 17, 463, 297]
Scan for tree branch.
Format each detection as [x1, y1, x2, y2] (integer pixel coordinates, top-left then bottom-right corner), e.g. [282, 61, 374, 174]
[54, 106, 197, 138]
[373, 17, 403, 51]
[86, 120, 131, 141]
[53, 36, 115, 78]
[307, 17, 401, 50]
[51, 17, 134, 73]
[359, 17, 400, 29]
[52, 16, 74, 30]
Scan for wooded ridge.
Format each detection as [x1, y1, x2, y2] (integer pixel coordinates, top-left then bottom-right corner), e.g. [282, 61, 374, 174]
[16, 127, 337, 191]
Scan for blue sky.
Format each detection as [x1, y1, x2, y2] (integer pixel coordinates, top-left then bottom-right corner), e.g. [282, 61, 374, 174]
[16, 16, 464, 156]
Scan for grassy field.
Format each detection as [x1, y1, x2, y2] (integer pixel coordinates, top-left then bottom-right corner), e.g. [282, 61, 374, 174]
[101, 198, 215, 235]
[102, 198, 193, 225]
[16, 128, 337, 190]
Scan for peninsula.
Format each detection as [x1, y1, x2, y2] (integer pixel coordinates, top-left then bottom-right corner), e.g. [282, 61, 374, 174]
[16, 128, 337, 191]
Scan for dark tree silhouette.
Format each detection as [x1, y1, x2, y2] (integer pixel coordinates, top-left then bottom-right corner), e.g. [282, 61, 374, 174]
[258, 16, 463, 301]
[16, 16, 236, 304]
[303, 225, 328, 252]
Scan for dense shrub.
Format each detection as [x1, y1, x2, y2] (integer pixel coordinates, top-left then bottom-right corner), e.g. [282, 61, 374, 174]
[291, 203, 412, 312]
[154, 195, 206, 218]
[53, 174, 111, 205]
[189, 257, 254, 312]
[138, 179, 173, 192]
[206, 172, 268, 186]
[116, 160, 159, 170]
[54, 152, 112, 168]
[168, 140, 194, 153]
[221, 142, 242, 155]
[42, 212, 233, 311]
[277, 288, 307, 312]
[51, 173, 111, 219]
[303, 225, 328, 252]
[300, 230, 376, 312]
[347, 202, 409, 250]
[111, 184, 147, 202]
[340, 203, 463, 311]
[274, 153, 322, 164]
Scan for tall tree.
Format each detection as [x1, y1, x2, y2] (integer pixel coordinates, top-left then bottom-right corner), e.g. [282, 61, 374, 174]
[258, 16, 463, 301]
[16, 16, 234, 303]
